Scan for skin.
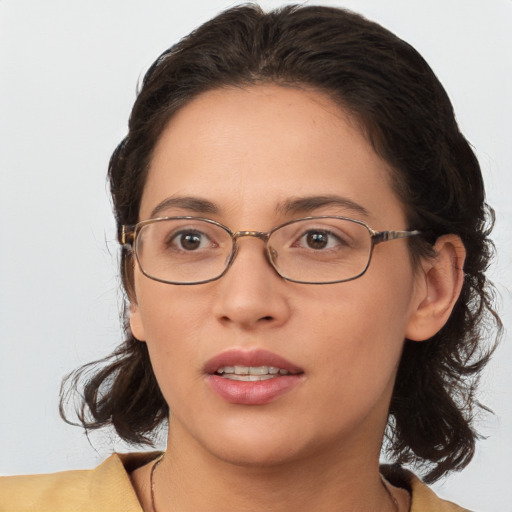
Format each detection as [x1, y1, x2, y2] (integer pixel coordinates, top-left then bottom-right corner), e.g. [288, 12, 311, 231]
[129, 85, 465, 511]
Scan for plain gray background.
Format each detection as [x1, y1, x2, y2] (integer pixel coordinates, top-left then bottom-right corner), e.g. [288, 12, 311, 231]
[1, 1, 511, 510]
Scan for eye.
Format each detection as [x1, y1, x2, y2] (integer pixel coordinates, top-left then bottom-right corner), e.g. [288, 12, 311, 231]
[305, 231, 329, 249]
[169, 230, 213, 251]
[298, 229, 345, 250]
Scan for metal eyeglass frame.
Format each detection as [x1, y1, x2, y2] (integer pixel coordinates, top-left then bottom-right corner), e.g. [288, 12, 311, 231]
[121, 216, 422, 285]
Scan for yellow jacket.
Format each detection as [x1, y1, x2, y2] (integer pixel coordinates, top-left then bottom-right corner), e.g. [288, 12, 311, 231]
[0, 453, 470, 512]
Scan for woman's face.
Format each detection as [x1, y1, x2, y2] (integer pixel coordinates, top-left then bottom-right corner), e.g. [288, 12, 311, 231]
[130, 85, 426, 467]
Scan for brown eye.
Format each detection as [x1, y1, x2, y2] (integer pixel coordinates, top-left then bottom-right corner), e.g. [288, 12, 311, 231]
[181, 233, 202, 250]
[306, 231, 329, 249]
[170, 230, 208, 251]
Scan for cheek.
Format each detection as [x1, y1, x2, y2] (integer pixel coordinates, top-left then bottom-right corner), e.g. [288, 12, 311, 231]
[306, 265, 416, 374]
[132, 267, 196, 329]
[130, 275, 213, 382]
[132, 297, 195, 409]
[295, 287, 411, 435]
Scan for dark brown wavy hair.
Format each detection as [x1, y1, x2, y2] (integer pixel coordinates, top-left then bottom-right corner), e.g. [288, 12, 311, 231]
[61, 4, 501, 483]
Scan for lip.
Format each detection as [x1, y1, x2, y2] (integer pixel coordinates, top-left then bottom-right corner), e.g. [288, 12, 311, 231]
[204, 348, 303, 375]
[204, 349, 304, 405]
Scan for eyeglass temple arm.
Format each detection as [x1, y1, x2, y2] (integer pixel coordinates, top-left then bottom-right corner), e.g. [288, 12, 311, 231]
[121, 225, 135, 246]
[372, 229, 422, 245]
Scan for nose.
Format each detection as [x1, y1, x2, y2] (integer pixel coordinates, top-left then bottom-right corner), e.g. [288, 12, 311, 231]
[212, 237, 291, 330]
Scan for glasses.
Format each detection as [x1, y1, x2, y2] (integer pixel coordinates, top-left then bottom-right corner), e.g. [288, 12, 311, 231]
[121, 216, 421, 285]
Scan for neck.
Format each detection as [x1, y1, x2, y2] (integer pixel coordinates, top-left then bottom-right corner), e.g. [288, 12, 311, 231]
[147, 428, 397, 512]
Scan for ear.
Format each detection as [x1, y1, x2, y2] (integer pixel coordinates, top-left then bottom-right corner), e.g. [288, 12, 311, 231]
[406, 234, 466, 342]
[129, 301, 146, 341]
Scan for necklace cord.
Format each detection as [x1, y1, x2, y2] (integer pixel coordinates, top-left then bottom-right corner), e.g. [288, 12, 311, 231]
[150, 454, 164, 512]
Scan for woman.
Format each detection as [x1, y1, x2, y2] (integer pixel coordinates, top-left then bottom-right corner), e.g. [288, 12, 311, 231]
[0, 4, 501, 511]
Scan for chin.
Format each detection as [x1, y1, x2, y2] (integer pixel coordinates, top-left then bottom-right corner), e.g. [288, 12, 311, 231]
[210, 440, 305, 468]
[193, 420, 311, 468]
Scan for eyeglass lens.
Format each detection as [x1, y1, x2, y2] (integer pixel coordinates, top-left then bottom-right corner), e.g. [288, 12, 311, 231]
[134, 217, 373, 284]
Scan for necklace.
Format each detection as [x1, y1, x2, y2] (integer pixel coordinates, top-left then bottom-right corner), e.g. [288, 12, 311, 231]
[149, 455, 399, 512]
[150, 454, 164, 512]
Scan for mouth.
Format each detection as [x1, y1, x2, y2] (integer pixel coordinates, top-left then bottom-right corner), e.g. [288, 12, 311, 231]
[215, 365, 294, 381]
[204, 348, 303, 378]
[204, 349, 304, 405]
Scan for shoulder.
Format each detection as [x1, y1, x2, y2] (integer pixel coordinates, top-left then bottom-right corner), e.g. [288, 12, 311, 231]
[0, 452, 159, 512]
[381, 465, 472, 512]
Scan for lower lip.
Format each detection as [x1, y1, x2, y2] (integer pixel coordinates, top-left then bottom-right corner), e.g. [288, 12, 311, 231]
[207, 374, 303, 405]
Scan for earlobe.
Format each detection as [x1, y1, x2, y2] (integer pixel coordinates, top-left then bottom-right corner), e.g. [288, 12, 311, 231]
[406, 235, 466, 342]
[129, 301, 146, 341]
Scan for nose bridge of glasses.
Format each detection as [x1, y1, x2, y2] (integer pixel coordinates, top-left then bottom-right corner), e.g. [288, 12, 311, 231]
[230, 230, 277, 269]
[232, 230, 270, 242]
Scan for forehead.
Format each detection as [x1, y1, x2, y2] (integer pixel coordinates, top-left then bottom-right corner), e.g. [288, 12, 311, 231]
[140, 84, 405, 228]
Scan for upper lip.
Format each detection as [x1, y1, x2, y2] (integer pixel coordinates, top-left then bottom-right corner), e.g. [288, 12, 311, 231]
[204, 349, 304, 375]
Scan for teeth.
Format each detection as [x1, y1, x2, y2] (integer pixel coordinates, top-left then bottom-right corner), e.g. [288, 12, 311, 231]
[216, 366, 234, 374]
[223, 374, 276, 381]
[216, 365, 290, 377]
[247, 366, 270, 375]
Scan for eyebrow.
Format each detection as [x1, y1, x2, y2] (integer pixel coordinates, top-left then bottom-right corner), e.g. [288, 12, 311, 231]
[277, 195, 370, 217]
[150, 196, 219, 218]
[149, 194, 370, 220]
